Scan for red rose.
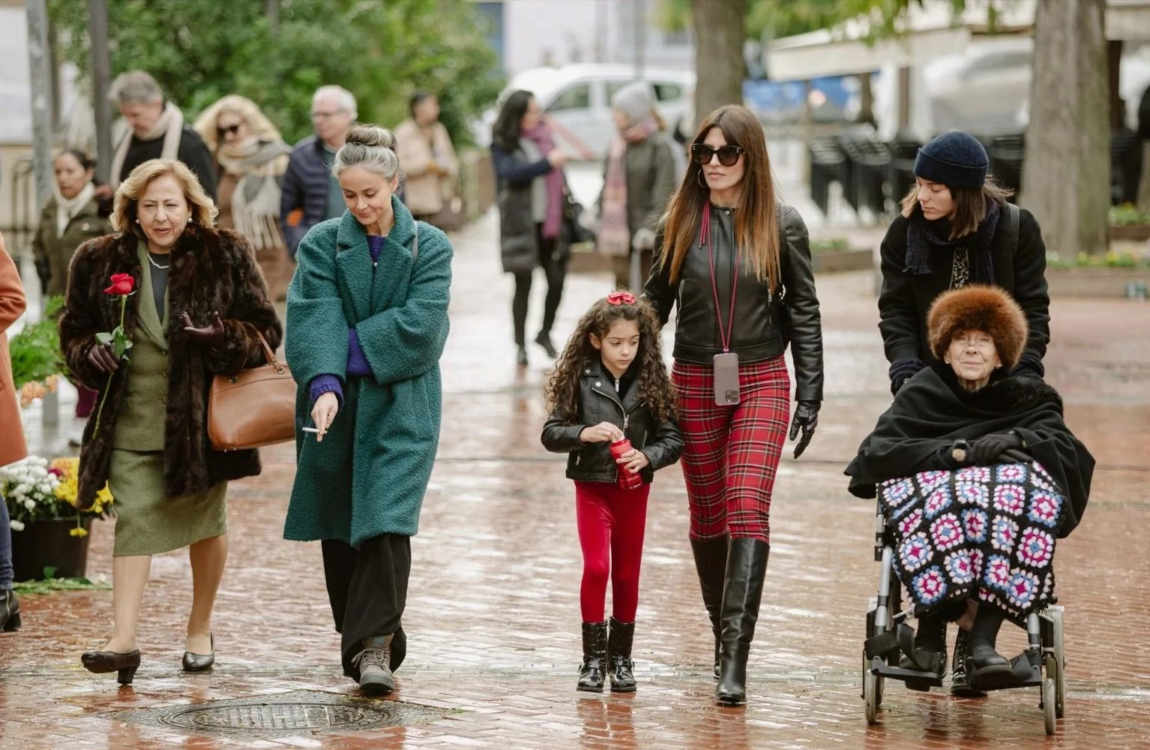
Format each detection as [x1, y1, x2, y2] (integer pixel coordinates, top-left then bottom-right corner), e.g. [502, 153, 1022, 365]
[103, 273, 136, 296]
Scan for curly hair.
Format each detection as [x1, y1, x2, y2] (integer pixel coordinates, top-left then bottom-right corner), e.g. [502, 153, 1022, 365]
[544, 294, 676, 423]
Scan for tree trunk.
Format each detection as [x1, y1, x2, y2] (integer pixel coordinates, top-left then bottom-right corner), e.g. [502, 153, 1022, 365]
[692, 0, 746, 127]
[1022, 0, 1110, 257]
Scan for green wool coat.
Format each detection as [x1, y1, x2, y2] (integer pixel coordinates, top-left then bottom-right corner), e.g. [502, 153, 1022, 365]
[283, 198, 452, 546]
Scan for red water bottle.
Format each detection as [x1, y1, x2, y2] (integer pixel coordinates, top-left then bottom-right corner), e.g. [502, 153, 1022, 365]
[610, 438, 644, 490]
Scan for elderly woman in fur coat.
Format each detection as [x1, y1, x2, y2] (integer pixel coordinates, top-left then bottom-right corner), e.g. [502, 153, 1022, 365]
[59, 159, 281, 686]
[847, 285, 1092, 697]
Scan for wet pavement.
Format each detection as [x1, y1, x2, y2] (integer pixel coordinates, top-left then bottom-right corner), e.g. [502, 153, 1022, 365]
[2, 208, 1150, 749]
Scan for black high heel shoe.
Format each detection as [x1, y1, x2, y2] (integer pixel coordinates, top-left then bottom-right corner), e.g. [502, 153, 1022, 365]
[182, 633, 215, 672]
[0, 589, 20, 632]
[81, 649, 141, 685]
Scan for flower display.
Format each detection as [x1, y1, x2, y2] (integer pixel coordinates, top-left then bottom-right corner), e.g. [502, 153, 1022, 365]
[1, 456, 114, 535]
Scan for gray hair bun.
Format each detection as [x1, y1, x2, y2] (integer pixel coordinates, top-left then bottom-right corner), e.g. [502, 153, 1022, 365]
[346, 125, 396, 150]
[334, 124, 400, 178]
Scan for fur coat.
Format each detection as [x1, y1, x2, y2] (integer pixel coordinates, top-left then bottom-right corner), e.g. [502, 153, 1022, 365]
[59, 226, 282, 510]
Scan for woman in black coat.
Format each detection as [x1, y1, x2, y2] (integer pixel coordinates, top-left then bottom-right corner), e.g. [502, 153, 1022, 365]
[879, 131, 1050, 394]
[491, 90, 572, 366]
[847, 285, 1092, 695]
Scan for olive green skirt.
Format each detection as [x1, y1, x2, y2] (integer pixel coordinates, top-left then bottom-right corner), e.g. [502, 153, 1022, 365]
[108, 450, 228, 556]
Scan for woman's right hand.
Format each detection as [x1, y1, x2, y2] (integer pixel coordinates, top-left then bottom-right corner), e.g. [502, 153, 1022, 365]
[547, 149, 569, 168]
[310, 392, 339, 443]
[88, 342, 120, 373]
[580, 421, 623, 443]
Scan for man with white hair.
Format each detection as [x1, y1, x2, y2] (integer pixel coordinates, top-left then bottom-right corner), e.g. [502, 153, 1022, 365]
[108, 70, 217, 199]
[280, 85, 357, 256]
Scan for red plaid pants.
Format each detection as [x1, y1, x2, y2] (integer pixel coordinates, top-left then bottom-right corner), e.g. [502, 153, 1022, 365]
[672, 356, 791, 542]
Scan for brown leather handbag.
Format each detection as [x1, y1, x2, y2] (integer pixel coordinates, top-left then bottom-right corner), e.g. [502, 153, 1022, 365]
[207, 329, 297, 451]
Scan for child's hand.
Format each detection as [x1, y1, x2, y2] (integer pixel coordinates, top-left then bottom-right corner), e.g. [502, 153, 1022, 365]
[580, 421, 623, 443]
[616, 449, 650, 474]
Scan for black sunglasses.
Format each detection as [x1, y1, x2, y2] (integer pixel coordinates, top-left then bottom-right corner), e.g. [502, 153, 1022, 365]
[691, 143, 744, 167]
[217, 124, 242, 137]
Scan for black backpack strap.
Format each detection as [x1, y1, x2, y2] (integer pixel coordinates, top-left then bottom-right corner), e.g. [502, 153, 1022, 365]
[1005, 202, 1020, 253]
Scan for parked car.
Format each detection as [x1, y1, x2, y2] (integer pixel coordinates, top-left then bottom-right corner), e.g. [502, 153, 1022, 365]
[923, 37, 1150, 136]
[475, 63, 696, 159]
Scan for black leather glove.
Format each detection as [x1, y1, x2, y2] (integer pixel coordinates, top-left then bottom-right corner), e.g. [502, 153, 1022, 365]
[967, 432, 1023, 466]
[889, 358, 926, 396]
[788, 400, 819, 459]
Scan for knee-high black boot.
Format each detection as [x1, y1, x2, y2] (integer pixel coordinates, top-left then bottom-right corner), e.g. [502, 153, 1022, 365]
[690, 536, 728, 679]
[715, 538, 769, 706]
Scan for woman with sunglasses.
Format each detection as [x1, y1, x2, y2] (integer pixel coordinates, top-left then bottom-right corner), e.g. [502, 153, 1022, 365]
[193, 96, 294, 300]
[644, 104, 824, 706]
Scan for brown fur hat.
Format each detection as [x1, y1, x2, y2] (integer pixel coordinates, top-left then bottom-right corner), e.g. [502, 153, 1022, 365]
[927, 285, 1028, 370]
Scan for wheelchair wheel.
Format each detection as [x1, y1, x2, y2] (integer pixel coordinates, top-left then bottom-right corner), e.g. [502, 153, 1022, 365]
[1050, 607, 1066, 718]
[1042, 675, 1056, 735]
[862, 649, 882, 724]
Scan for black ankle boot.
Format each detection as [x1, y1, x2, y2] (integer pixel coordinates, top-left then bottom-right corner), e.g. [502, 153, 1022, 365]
[690, 536, 728, 680]
[607, 617, 636, 692]
[577, 621, 608, 692]
[950, 628, 987, 697]
[969, 609, 1010, 678]
[0, 589, 19, 632]
[715, 538, 769, 706]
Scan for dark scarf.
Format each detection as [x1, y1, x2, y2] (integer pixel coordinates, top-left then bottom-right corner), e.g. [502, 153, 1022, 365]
[905, 200, 1000, 284]
[845, 365, 1094, 538]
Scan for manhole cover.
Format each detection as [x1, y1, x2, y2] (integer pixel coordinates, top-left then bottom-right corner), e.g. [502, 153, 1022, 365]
[117, 690, 451, 737]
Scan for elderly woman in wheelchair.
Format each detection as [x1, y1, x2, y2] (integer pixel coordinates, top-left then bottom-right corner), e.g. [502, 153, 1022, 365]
[845, 286, 1093, 721]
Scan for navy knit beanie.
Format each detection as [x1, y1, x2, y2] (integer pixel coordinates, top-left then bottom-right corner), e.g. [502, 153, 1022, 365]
[913, 131, 989, 189]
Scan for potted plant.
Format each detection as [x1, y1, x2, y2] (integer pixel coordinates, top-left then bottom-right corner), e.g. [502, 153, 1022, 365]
[9, 295, 65, 407]
[2, 456, 114, 581]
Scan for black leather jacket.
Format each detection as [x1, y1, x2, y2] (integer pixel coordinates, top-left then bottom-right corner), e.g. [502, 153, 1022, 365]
[541, 360, 684, 483]
[644, 202, 824, 402]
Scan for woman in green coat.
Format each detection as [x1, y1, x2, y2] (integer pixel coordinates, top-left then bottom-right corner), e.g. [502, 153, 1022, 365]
[33, 149, 112, 422]
[284, 124, 452, 696]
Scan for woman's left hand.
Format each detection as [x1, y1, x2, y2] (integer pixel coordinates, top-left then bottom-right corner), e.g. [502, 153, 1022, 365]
[181, 311, 228, 344]
[789, 400, 820, 459]
[616, 449, 650, 474]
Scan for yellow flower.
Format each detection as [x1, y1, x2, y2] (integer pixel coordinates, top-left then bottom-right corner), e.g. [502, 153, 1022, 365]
[69, 527, 88, 537]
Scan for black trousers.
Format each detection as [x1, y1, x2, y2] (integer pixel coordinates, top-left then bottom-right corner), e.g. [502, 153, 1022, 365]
[321, 534, 411, 678]
[512, 227, 568, 346]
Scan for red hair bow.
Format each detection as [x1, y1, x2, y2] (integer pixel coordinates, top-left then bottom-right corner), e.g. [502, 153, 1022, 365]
[606, 291, 636, 306]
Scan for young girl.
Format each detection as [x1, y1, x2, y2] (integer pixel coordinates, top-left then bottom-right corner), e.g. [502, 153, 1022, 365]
[541, 291, 683, 693]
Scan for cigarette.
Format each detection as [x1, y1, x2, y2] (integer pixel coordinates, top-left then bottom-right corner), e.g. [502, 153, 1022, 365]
[302, 427, 320, 433]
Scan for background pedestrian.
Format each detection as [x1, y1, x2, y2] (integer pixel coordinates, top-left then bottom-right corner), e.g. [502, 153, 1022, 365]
[107, 71, 217, 200]
[60, 159, 281, 686]
[644, 104, 824, 706]
[596, 81, 681, 291]
[491, 90, 573, 366]
[394, 91, 460, 229]
[281, 85, 357, 257]
[194, 95, 294, 300]
[32, 149, 112, 432]
[541, 291, 683, 694]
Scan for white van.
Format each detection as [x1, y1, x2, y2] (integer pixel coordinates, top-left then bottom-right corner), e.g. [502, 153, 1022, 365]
[478, 63, 695, 159]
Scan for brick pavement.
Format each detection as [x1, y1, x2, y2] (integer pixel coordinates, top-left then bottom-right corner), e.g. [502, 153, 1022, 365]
[2, 209, 1150, 748]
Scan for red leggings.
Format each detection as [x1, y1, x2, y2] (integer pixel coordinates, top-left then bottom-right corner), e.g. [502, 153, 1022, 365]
[575, 480, 650, 623]
[672, 357, 791, 542]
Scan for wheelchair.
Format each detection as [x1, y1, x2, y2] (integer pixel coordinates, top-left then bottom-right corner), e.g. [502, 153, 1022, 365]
[861, 498, 1067, 735]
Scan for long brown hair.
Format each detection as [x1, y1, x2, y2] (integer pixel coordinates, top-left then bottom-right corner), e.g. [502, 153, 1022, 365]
[900, 176, 1014, 239]
[544, 295, 676, 423]
[656, 104, 781, 291]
